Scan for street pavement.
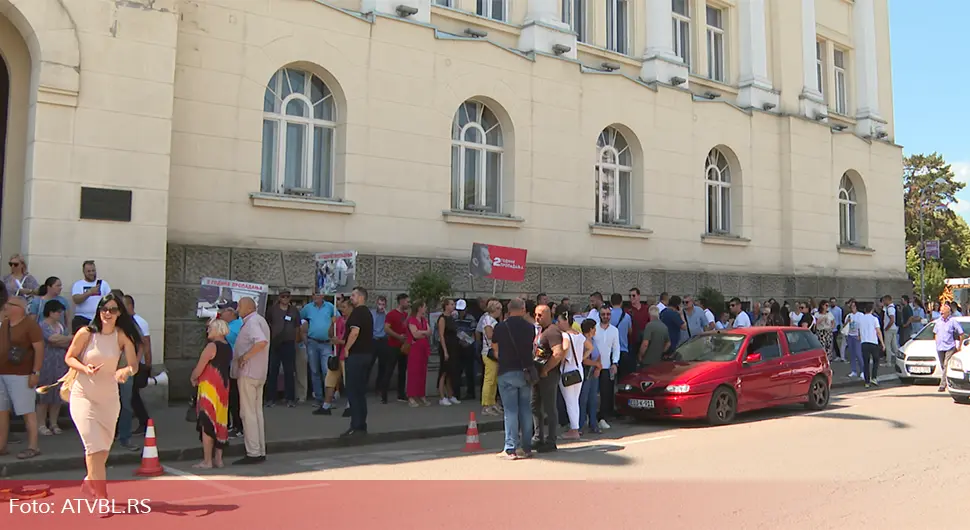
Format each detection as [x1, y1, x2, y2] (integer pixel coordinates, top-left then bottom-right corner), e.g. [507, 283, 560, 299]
[5, 381, 961, 529]
[0, 358, 896, 477]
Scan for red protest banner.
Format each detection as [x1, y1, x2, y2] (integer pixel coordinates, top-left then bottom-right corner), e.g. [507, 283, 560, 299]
[469, 243, 527, 282]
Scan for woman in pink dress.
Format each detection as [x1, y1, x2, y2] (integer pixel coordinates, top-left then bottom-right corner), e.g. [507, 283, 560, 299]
[65, 293, 140, 499]
[406, 301, 432, 407]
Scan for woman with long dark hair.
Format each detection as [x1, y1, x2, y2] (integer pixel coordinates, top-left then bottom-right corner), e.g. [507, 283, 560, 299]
[436, 299, 461, 406]
[766, 302, 787, 326]
[28, 276, 70, 325]
[64, 293, 141, 499]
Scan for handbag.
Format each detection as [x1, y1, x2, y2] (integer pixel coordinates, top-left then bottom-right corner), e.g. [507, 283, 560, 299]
[327, 353, 341, 371]
[560, 334, 583, 387]
[57, 328, 93, 402]
[5, 320, 26, 365]
[504, 323, 539, 385]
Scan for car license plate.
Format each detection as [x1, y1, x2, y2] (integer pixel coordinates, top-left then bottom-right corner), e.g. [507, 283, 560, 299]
[909, 366, 932, 374]
[628, 399, 655, 409]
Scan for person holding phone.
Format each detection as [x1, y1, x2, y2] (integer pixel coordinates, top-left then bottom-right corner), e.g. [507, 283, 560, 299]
[70, 260, 111, 334]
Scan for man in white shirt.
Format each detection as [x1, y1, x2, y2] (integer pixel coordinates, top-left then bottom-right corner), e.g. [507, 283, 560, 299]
[698, 298, 716, 331]
[591, 307, 620, 429]
[124, 295, 153, 435]
[881, 295, 899, 366]
[729, 297, 751, 328]
[587, 292, 605, 323]
[656, 292, 669, 314]
[70, 260, 111, 334]
[859, 303, 885, 388]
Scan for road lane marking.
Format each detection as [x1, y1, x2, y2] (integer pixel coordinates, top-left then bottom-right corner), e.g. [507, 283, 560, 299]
[161, 465, 244, 494]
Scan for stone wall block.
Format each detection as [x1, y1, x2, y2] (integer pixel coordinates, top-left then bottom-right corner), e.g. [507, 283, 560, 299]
[738, 274, 761, 298]
[504, 263, 541, 294]
[796, 277, 818, 298]
[666, 271, 697, 295]
[355, 254, 377, 289]
[166, 243, 185, 284]
[183, 320, 208, 354]
[696, 273, 720, 294]
[472, 275, 501, 293]
[719, 274, 741, 296]
[162, 360, 198, 401]
[581, 267, 614, 295]
[163, 322, 183, 360]
[639, 270, 666, 296]
[541, 266, 581, 294]
[612, 269, 640, 295]
[761, 275, 785, 299]
[376, 256, 431, 290]
[230, 249, 285, 287]
[818, 277, 838, 298]
[784, 276, 797, 299]
[184, 246, 230, 283]
[165, 286, 199, 320]
[282, 251, 316, 288]
[431, 259, 473, 291]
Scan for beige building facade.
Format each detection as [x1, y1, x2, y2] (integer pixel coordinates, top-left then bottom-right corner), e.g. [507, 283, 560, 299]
[0, 0, 906, 389]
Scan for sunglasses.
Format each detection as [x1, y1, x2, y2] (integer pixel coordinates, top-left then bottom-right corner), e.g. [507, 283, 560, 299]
[100, 306, 121, 315]
[8, 262, 19, 267]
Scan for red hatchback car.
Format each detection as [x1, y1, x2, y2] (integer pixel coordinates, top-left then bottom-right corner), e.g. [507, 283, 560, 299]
[615, 327, 833, 425]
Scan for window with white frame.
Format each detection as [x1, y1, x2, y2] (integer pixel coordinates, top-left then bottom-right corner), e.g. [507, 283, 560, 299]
[563, 0, 587, 43]
[838, 173, 858, 245]
[834, 49, 847, 115]
[260, 68, 336, 197]
[451, 101, 503, 214]
[672, 0, 691, 67]
[476, 0, 505, 21]
[595, 127, 633, 225]
[706, 5, 725, 82]
[705, 148, 732, 234]
[607, 0, 629, 54]
[434, 0, 451, 5]
[816, 41, 824, 95]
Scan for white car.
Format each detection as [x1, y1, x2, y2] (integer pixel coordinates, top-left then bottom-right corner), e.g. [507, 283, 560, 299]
[895, 317, 970, 384]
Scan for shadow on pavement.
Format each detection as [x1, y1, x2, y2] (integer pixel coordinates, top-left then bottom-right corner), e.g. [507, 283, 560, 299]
[802, 411, 909, 429]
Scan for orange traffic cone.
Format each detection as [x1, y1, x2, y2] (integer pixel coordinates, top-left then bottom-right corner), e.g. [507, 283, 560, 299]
[134, 419, 164, 477]
[462, 412, 483, 452]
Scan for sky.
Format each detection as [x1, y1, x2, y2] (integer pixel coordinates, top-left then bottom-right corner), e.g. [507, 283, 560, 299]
[889, 0, 970, 217]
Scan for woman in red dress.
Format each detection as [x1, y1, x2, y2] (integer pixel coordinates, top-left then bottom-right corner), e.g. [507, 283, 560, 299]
[406, 301, 432, 407]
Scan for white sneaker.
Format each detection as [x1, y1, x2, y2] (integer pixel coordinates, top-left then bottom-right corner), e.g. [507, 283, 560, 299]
[449, 396, 461, 405]
[848, 372, 858, 378]
[598, 419, 611, 430]
[870, 378, 880, 386]
[439, 398, 452, 406]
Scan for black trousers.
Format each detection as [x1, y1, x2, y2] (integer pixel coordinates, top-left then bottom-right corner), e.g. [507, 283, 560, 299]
[617, 351, 636, 381]
[458, 346, 478, 399]
[131, 363, 151, 427]
[862, 343, 881, 383]
[531, 372, 559, 445]
[266, 340, 296, 402]
[378, 345, 408, 401]
[71, 315, 91, 335]
[345, 353, 373, 431]
[228, 377, 243, 431]
[371, 338, 394, 397]
[599, 368, 616, 419]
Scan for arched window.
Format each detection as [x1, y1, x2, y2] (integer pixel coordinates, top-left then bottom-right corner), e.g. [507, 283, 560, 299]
[260, 68, 337, 197]
[451, 101, 503, 213]
[705, 148, 732, 234]
[595, 127, 632, 225]
[839, 173, 858, 245]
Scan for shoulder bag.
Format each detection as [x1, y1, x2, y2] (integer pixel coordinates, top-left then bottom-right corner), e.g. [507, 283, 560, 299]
[57, 329, 94, 403]
[560, 334, 583, 387]
[504, 323, 539, 386]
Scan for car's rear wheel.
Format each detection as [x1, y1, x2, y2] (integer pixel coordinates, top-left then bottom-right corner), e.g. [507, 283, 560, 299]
[953, 395, 970, 404]
[707, 387, 736, 425]
[805, 376, 830, 411]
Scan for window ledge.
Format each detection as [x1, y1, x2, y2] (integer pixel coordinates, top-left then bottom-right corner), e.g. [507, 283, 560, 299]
[442, 210, 524, 228]
[838, 244, 874, 256]
[589, 223, 652, 239]
[690, 75, 740, 96]
[701, 233, 751, 246]
[249, 192, 356, 214]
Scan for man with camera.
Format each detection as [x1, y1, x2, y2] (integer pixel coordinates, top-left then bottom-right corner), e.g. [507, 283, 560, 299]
[532, 304, 568, 453]
[0, 296, 44, 460]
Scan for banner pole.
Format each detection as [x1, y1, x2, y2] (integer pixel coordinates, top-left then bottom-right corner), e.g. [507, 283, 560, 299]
[492, 279, 497, 296]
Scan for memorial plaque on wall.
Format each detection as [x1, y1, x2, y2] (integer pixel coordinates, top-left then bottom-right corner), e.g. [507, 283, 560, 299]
[79, 186, 132, 222]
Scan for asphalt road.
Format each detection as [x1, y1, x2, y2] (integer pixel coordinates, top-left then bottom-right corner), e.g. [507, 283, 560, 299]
[7, 382, 968, 529]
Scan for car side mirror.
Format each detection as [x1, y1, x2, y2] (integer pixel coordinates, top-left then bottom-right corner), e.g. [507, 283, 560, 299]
[743, 353, 762, 364]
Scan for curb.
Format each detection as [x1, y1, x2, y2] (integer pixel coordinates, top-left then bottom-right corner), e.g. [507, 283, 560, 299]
[0, 419, 505, 478]
[831, 373, 899, 390]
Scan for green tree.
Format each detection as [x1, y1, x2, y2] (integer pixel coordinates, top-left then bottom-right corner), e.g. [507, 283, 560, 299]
[903, 153, 970, 298]
[408, 269, 452, 310]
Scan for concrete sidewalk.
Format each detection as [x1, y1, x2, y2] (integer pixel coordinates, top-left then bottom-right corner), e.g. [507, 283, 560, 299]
[0, 396, 504, 477]
[1, 358, 897, 477]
